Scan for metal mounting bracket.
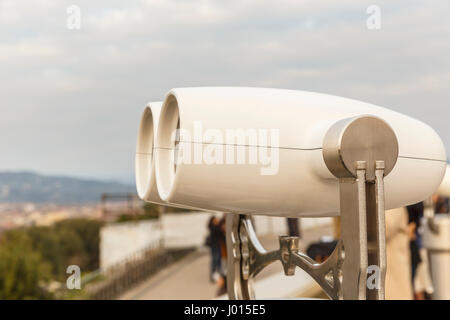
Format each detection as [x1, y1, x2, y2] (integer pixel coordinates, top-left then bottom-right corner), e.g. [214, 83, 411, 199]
[226, 116, 399, 300]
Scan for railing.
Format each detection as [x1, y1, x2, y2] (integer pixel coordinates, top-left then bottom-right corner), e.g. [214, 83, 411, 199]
[85, 244, 193, 300]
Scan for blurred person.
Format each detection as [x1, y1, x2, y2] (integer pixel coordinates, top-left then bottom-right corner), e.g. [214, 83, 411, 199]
[385, 207, 413, 300]
[414, 248, 434, 299]
[433, 194, 449, 214]
[219, 214, 227, 274]
[216, 273, 227, 297]
[411, 194, 448, 299]
[406, 202, 425, 299]
[306, 236, 338, 263]
[207, 216, 223, 282]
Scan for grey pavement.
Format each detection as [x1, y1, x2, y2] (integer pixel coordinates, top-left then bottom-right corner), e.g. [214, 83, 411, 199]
[120, 223, 333, 300]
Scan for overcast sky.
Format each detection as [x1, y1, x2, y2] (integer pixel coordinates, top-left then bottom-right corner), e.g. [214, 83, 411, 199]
[0, 0, 449, 183]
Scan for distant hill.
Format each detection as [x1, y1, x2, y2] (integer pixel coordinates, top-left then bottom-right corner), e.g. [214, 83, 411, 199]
[0, 171, 136, 204]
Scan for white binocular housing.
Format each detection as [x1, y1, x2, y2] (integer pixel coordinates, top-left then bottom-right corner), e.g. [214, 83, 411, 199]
[437, 164, 450, 197]
[136, 87, 446, 217]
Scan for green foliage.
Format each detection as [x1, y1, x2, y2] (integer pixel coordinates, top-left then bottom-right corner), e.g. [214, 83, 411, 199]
[115, 203, 195, 223]
[160, 204, 195, 213]
[0, 218, 102, 299]
[115, 203, 160, 222]
[54, 219, 101, 272]
[0, 231, 52, 299]
[143, 202, 161, 217]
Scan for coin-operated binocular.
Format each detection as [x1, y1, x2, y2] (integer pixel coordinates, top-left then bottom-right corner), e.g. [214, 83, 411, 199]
[135, 87, 446, 300]
[423, 164, 450, 300]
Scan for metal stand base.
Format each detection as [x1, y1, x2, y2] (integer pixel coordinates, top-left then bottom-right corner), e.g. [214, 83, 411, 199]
[226, 213, 344, 300]
[226, 116, 399, 300]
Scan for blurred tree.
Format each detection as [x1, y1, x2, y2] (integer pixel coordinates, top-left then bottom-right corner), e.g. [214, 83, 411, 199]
[0, 218, 102, 300]
[55, 219, 101, 271]
[143, 202, 161, 218]
[26, 226, 65, 279]
[23, 219, 102, 280]
[0, 231, 52, 299]
[116, 202, 195, 222]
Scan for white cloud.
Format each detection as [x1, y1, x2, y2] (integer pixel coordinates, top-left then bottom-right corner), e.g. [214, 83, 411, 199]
[0, 0, 449, 182]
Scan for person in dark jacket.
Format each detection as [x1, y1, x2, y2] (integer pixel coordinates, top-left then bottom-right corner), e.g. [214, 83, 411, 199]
[207, 216, 223, 282]
[406, 202, 423, 292]
[433, 194, 449, 214]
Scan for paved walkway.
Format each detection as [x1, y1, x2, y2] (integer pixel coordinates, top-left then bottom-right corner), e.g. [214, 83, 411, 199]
[120, 223, 333, 300]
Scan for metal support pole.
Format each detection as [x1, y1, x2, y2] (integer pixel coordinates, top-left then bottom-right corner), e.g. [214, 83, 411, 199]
[226, 116, 398, 300]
